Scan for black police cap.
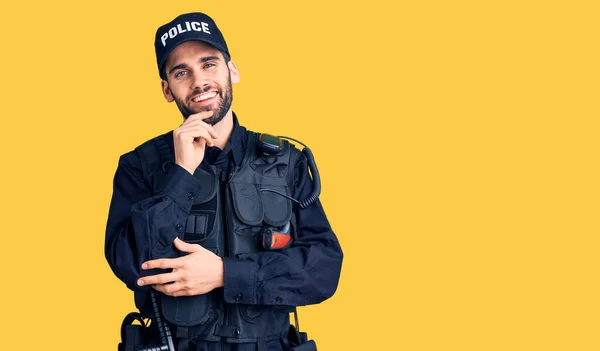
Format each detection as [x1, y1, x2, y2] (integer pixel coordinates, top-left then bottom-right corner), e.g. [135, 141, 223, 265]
[154, 12, 230, 77]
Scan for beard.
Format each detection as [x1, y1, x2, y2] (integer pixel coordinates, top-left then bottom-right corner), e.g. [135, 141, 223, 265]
[172, 75, 233, 125]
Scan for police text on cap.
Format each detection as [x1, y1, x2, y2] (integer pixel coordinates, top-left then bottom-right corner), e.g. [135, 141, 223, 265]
[160, 21, 212, 47]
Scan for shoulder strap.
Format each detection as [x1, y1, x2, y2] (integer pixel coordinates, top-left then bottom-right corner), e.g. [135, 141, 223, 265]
[134, 132, 174, 179]
[153, 133, 174, 173]
[287, 141, 300, 192]
[244, 130, 259, 166]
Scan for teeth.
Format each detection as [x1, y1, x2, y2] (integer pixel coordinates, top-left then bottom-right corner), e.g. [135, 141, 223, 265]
[193, 92, 217, 102]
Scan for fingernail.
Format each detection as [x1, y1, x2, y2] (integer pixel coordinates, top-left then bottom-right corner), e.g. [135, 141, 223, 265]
[142, 263, 148, 269]
[137, 279, 144, 286]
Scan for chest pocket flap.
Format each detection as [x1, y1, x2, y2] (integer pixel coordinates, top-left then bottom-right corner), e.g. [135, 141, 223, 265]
[230, 182, 292, 227]
[192, 166, 218, 204]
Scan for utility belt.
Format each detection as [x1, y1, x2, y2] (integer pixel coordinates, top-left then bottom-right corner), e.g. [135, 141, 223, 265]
[118, 292, 317, 351]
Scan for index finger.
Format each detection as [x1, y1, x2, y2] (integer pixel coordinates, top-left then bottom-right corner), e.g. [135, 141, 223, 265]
[137, 271, 179, 286]
[142, 257, 184, 270]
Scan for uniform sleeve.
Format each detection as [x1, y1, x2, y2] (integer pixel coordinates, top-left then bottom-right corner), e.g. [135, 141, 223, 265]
[104, 151, 202, 291]
[222, 152, 344, 306]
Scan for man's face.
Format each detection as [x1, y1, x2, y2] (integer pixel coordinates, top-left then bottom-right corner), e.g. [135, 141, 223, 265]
[161, 41, 239, 124]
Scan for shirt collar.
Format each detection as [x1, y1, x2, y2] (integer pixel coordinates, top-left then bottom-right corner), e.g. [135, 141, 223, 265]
[222, 112, 247, 166]
[204, 111, 246, 166]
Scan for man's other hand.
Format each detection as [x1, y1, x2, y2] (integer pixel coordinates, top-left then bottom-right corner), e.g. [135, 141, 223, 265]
[137, 238, 224, 296]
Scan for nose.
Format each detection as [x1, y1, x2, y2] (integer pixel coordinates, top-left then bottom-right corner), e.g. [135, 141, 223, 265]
[191, 71, 210, 91]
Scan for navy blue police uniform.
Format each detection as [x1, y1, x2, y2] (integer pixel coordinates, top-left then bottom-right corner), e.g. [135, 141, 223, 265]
[105, 13, 343, 350]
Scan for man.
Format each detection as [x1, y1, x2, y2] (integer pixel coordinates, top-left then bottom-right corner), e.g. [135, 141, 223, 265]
[105, 12, 343, 351]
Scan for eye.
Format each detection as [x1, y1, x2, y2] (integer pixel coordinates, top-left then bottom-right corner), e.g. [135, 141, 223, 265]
[204, 62, 216, 69]
[174, 71, 187, 78]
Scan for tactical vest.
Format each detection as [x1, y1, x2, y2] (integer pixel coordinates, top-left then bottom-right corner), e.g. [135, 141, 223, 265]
[134, 130, 300, 345]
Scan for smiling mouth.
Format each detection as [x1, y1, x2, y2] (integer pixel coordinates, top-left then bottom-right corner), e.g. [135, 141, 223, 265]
[191, 91, 218, 103]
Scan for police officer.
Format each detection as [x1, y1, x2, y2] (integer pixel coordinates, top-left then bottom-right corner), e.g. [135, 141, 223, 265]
[105, 12, 343, 351]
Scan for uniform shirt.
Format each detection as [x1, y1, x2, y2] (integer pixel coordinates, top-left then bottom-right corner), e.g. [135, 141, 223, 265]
[105, 113, 343, 306]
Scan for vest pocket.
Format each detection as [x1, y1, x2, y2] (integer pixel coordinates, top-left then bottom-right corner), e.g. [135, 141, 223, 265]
[230, 183, 293, 228]
[185, 213, 209, 240]
[230, 182, 263, 226]
[184, 196, 219, 251]
[161, 169, 221, 327]
[229, 182, 293, 257]
[260, 185, 292, 227]
[161, 292, 218, 327]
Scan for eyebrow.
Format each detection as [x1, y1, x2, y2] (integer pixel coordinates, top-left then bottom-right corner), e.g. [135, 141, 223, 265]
[168, 56, 222, 75]
[200, 55, 220, 63]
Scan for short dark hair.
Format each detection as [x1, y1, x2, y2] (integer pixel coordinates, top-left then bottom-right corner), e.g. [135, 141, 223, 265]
[160, 49, 231, 81]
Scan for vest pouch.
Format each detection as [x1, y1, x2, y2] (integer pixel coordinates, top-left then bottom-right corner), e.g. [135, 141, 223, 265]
[161, 166, 220, 327]
[229, 180, 294, 329]
[118, 312, 148, 351]
[229, 182, 293, 256]
[260, 184, 293, 227]
[161, 292, 218, 327]
[161, 213, 220, 327]
[288, 325, 317, 351]
[183, 166, 220, 251]
[229, 183, 293, 228]
[228, 182, 264, 258]
[184, 196, 220, 254]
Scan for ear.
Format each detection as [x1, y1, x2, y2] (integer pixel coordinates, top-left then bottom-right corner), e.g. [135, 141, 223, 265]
[161, 80, 174, 102]
[228, 60, 240, 84]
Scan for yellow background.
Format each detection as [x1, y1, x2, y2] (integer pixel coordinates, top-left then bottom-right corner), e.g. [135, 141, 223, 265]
[0, 0, 598, 350]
